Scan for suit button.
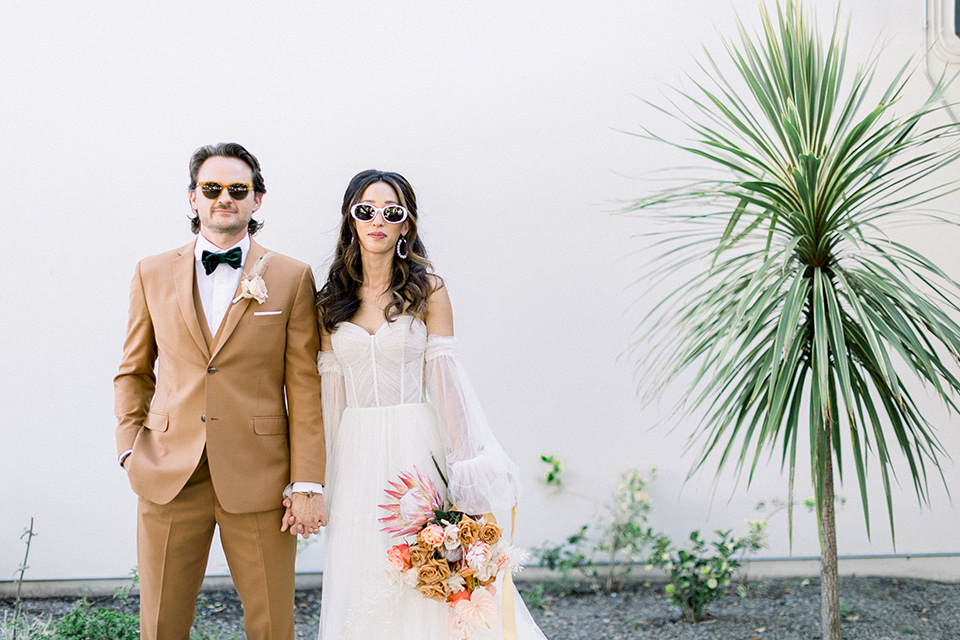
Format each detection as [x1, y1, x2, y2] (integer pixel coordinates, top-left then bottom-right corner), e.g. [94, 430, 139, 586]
[207, 366, 217, 374]
[201, 415, 206, 422]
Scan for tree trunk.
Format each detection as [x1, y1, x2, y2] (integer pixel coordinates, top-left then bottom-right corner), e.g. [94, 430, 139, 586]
[820, 441, 841, 640]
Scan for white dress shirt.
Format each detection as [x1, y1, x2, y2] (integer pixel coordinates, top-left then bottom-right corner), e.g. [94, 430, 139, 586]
[194, 233, 249, 333]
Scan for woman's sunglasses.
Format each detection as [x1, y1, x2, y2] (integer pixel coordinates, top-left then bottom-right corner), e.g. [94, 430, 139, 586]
[350, 203, 408, 224]
[198, 182, 253, 200]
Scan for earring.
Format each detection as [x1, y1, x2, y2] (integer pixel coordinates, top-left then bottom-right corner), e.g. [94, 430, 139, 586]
[396, 235, 409, 259]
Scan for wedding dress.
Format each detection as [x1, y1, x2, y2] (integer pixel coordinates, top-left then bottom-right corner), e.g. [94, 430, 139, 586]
[317, 315, 548, 639]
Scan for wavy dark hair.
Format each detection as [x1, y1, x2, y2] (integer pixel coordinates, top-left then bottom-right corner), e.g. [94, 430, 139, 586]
[187, 142, 266, 235]
[317, 170, 436, 333]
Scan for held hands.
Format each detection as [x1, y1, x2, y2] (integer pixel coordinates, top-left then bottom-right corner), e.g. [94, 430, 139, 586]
[280, 492, 326, 539]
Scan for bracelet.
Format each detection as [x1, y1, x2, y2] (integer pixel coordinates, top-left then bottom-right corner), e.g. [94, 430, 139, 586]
[294, 491, 318, 498]
[118, 450, 133, 468]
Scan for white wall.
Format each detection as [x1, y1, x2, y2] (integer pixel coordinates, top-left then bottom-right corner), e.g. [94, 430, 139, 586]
[3, 0, 959, 582]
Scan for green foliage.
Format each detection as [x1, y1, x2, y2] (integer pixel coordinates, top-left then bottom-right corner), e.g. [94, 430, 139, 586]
[113, 567, 139, 605]
[53, 599, 139, 640]
[534, 469, 658, 592]
[524, 584, 547, 610]
[535, 525, 591, 584]
[838, 599, 854, 617]
[0, 613, 53, 640]
[646, 521, 768, 622]
[12, 519, 38, 629]
[629, 0, 960, 551]
[539, 455, 564, 489]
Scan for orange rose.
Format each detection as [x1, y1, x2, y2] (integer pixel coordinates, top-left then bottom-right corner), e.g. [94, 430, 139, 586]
[478, 521, 502, 545]
[458, 517, 481, 547]
[418, 524, 445, 549]
[409, 543, 433, 568]
[387, 543, 412, 571]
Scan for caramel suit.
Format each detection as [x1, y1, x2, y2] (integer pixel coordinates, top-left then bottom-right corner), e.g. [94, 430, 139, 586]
[114, 238, 325, 640]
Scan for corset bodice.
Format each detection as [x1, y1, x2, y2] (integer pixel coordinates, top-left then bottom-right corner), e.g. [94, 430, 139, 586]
[330, 315, 427, 408]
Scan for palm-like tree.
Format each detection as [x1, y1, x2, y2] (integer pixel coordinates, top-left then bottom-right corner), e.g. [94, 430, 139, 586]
[629, 2, 960, 638]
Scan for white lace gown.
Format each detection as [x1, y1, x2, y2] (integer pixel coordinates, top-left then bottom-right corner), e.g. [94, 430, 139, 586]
[318, 315, 548, 640]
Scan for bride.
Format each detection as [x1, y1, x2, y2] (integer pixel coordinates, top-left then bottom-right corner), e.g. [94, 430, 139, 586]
[311, 170, 548, 639]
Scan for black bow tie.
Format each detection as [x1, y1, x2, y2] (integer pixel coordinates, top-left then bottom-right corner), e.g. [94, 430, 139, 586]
[201, 247, 243, 275]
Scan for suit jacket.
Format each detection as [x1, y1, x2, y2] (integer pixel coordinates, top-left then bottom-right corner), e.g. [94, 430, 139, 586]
[114, 238, 325, 513]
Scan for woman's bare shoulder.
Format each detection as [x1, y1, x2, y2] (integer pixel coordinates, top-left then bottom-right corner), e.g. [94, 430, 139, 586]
[425, 274, 453, 336]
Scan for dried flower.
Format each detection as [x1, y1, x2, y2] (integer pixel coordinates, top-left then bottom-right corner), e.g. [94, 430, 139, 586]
[478, 522, 502, 545]
[415, 581, 449, 602]
[464, 542, 492, 572]
[458, 517, 481, 547]
[408, 543, 432, 568]
[417, 557, 453, 585]
[233, 252, 274, 304]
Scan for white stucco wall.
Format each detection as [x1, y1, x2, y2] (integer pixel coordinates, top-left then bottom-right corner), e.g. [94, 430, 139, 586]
[2, 0, 959, 583]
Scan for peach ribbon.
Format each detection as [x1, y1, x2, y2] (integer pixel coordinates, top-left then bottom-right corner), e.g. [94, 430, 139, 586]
[485, 507, 518, 640]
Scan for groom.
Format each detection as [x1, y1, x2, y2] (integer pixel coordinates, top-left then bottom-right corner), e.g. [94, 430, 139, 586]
[114, 142, 326, 640]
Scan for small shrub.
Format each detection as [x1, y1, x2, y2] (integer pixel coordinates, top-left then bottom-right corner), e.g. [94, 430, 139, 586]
[54, 599, 139, 640]
[0, 613, 53, 640]
[524, 584, 547, 610]
[646, 521, 767, 622]
[534, 469, 656, 592]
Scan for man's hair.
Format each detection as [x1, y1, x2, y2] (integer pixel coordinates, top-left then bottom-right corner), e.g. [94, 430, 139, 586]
[187, 142, 266, 235]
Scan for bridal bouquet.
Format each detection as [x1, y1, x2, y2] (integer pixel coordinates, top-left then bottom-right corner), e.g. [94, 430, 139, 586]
[378, 468, 522, 638]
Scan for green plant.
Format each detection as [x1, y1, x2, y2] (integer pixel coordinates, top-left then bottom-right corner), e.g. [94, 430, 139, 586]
[0, 613, 52, 640]
[838, 598, 854, 617]
[53, 599, 139, 640]
[524, 584, 547, 610]
[112, 567, 139, 605]
[646, 521, 767, 622]
[629, 1, 960, 638]
[595, 469, 656, 591]
[191, 621, 240, 640]
[12, 518, 37, 632]
[535, 525, 591, 586]
[534, 469, 656, 592]
[539, 455, 564, 489]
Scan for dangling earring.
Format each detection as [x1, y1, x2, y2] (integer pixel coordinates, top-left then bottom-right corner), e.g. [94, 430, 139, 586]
[396, 235, 409, 259]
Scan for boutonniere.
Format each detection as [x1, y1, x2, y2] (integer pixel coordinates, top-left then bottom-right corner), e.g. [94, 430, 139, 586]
[233, 252, 275, 304]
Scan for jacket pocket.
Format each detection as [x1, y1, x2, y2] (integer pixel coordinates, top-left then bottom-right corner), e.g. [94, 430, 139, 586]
[144, 412, 169, 432]
[248, 312, 287, 325]
[253, 416, 288, 435]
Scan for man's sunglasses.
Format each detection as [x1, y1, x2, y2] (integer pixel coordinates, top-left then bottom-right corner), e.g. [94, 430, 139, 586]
[350, 203, 409, 224]
[198, 182, 253, 200]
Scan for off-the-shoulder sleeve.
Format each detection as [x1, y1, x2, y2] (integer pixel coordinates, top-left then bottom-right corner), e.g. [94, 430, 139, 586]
[424, 334, 521, 514]
[318, 350, 346, 458]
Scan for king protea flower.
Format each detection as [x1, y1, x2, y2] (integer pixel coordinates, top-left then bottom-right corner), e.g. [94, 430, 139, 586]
[379, 468, 443, 537]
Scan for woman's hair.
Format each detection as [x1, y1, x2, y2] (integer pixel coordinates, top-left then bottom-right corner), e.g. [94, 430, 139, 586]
[317, 170, 437, 333]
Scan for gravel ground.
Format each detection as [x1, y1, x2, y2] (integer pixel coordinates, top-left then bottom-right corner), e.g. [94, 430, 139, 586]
[4, 576, 959, 639]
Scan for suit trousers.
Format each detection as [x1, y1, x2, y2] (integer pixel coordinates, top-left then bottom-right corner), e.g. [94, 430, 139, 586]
[137, 455, 296, 640]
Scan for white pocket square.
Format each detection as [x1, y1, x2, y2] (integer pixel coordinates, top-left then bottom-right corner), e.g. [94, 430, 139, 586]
[253, 310, 283, 316]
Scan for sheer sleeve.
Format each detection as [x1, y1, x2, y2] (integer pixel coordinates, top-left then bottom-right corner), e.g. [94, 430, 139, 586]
[318, 350, 346, 456]
[424, 334, 521, 514]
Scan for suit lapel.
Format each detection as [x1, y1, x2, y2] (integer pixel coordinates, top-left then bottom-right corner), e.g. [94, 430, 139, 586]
[173, 241, 212, 360]
[209, 239, 266, 362]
